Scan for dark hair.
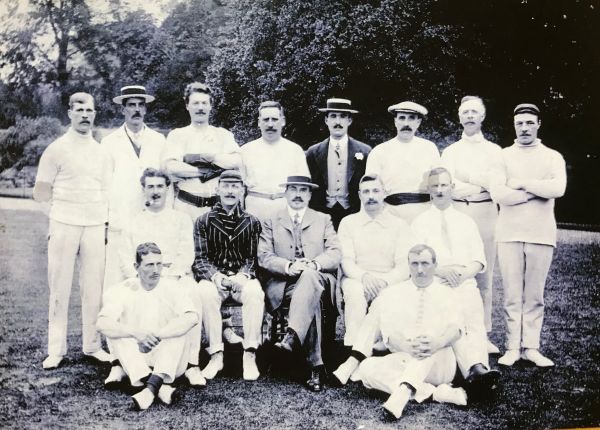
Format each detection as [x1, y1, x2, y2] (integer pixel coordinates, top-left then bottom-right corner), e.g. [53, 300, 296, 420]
[428, 167, 452, 181]
[258, 100, 285, 117]
[68, 92, 94, 109]
[408, 244, 437, 264]
[140, 168, 171, 187]
[135, 242, 162, 264]
[183, 82, 213, 105]
[121, 97, 147, 107]
[359, 173, 381, 185]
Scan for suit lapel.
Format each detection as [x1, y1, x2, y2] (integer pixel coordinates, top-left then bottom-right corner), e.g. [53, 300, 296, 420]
[277, 209, 294, 233]
[208, 211, 229, 238]
[346, 137, 359, 183]
[230, 213, 251, 241]
[315, 139, 330, 187]
[301, 208, 317, 230]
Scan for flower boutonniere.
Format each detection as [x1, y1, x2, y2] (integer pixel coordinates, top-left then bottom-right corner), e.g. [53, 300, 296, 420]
[354, 152, 364, 161]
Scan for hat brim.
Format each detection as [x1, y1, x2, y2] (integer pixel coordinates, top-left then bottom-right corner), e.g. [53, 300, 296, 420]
[279, 181, 319, 189]
[318, 108, 359, 114]
[113, 94, 155, 104]
[387, 108, 425, 116]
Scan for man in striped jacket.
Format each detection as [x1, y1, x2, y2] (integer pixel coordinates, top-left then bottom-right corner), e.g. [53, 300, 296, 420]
[192, 170, 264, 381]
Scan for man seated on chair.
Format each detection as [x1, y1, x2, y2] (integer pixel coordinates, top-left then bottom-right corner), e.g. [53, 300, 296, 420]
[338, 173, 415, 349]
[192, 170, 264, 381]
[258, 175, 342, 392]
[117, 167, 206, 387]
[333, 244, 467, 420]
[96, 242, 199, 411]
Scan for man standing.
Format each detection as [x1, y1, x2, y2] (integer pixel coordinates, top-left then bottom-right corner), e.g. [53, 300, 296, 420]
[102, 85, 167, 290]
[411, 167, 500, 396]
[97, 243, 199, 411]
[192, 171, 264, 381]
[491, 103, 566, 367]
[441, 96, 503, 353]
[333, 245, 467, 420]
[305, 98, 371, 229]
[241, 101, 310, 220]
[258, 176, 341, 392]
[164, 82, 242, 220]
[33, 92, 112, 369]
[117, 168, 206, 386]
[366, 101, 440, 223]
[338, 174, 414, 347]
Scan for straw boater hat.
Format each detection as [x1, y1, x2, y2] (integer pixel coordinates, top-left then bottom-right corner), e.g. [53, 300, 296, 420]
[387, 101, 428, 117]
[112, 85, 156, 104]
[318, 98, 359, 114]
[280, 175, 319, 189]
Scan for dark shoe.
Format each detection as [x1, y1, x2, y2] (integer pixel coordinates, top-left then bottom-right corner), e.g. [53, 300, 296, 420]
[306, 366, 324, 392]
[274, 328, 300, 353]
[466, 363, 501, 398]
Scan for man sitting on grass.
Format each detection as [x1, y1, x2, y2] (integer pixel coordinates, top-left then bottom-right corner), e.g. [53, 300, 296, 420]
[96, 242, 199, 411]
[333, 244, 468, 420]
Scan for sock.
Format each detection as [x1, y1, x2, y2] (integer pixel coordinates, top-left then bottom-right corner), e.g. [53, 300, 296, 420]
[110, 359, 121, 367]
[350, 350, 367, 362]
[187, 363, 199, 370]
[146, 374, 164, 396]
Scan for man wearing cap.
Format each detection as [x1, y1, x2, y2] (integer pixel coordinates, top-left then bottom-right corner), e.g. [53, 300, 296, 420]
[34, 92, 112, 369]
[101, 85, 167, 290]
[241, 101, 310, 221]
[258, 175, 341, 392]
[192, 170, 264, 381]
[305, 98, 371, 229]
[490, 103, 566, 367]
[441, 96, 503, 354]
[366, 101, 441, 223]
[164, 82, 242, 221]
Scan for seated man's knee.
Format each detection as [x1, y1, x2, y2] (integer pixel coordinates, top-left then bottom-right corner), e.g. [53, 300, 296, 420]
[197, 280, 221, 302]
[298, 268, 323, 286]
[244, 279, 265, 301]
[342, 278, 364, 300]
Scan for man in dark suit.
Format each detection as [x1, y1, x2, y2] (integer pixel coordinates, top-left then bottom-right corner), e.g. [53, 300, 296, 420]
[192, 170, 264, 381]
[306, 98, 372, 229]
[258, 176, 342, 392]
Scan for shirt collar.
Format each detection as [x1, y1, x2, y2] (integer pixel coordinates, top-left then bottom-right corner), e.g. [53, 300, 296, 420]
[514, 138, 541, 148]
[330, 134, 348, 147]
[125, 123, 145, 137]
[460, 131, 485, 143]
[287, 206, 308, 222]
[357, 207, 393, 226]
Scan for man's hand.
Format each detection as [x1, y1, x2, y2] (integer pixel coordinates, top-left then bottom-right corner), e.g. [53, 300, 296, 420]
[410, 335, 443, 359]
[214, 273, 230, 293]
[132, 330, 161, 353]
[288, 260, 306, 277]
[228, 274, 248, 294]
[436, 266, 462, 288]
[362, 273, 388, 301]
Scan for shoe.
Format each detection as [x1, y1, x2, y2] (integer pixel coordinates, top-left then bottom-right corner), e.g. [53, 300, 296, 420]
[382, 385, 411, 419]
[201, 353, 224, 379]
[498, 349, 521, 366]
[185, 366, 207, 386]
[104, 365, 126, 388]
[223, 327, 243, 345]
[487, 340, 500, 354]
[84, 350, 112, 364]
[42, 355, 63, 370]
[433, 384, 468, 406]
[274, 328, 300, 353]
[306, 366, 324, 392]
[243, 351, 260, 381]
[373, 340, 388, 352]
[132, 388, 155, 411]
[465, 363, 500, 396]
[332, 358, 359, 386]
[521, 349, 555, 367]
[157, 384, 176, 405]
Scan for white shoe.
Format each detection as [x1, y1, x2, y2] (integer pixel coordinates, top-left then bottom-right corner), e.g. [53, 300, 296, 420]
[487, 340, 500, 354]
[332, 359, 359, 386]
[521, 349, 555, 367]
[104, 365, 126, 386]
[84, 349, 112, 363]
[243, 351, 260, 381]
[382, 386, 411, 419]
[157, 385, 176, 405]
[132, 388, 155, 411]
[201, 353, 224, 379]
[223, 327, 243, 345]
[185, 366, 207, 386]
[373, 340, 388, 352]
[42, 355, 64, 370]
[498, 349, 521, 366]
[432, 384, 468, 406]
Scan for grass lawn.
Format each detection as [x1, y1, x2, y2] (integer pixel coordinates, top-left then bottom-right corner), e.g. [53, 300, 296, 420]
[0, 208, 598, 429]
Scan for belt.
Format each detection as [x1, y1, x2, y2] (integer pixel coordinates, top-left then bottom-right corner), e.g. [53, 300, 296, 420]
[384, 193, 430, 205]
[247, 190, 285, 200]
[177, 189, 218, 208]
[453, 198, 493, 204]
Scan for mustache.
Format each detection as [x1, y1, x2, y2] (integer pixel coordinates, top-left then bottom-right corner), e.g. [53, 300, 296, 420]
[132, 112, 142, 118]
[333, 124, 343, 128]
[292, 197, 304, 202]
[265, 127, 277, 132]
[195, 110, 207, 115]
[366, 199, 378, 204]
[80, 120, 90, 124]
[400, 126, 412, 131]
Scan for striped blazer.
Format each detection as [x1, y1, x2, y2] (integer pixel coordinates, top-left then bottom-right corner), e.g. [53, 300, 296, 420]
[192, 203, 262, 281]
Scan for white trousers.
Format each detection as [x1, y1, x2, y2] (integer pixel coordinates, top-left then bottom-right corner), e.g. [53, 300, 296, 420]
[177, 276, 204, 366]
[103, 228, 125, 290]
[197, 279, 264, 354]
[341, 277, 372, 347]
[47, 220, 104, 357]
[356, 348, 456, 402]
[107, 334, 189, 385]
[244, 195, 286, 222]
[385, 201, 430, 224]
[497, 242, 554, 350]
[453, 201, 498, 332]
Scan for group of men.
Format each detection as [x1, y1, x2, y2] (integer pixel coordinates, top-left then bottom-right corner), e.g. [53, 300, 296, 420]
[33, 82, 566, 418]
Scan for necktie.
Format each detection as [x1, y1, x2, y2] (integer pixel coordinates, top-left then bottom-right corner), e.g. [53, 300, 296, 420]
[335, 142, 341, 159]
[293, 213, 304, 258]
[440, 211, 453, 255]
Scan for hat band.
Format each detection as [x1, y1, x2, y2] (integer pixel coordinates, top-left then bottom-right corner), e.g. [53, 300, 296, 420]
[514, 108, 539, 116]
[121, 87, 147, 96]
[326, 101, 353, 110]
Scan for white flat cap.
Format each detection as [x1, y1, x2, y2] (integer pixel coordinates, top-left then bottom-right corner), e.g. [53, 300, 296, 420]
[387, 101, 428, 116]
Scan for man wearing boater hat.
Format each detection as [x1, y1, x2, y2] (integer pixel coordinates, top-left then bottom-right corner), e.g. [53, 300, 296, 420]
[258, 175, 341, 392]
[366, 101, 441, 223]
[305, 98, 371, 229]
[101, 85, 167, 290]
[490, 103, 566, 367]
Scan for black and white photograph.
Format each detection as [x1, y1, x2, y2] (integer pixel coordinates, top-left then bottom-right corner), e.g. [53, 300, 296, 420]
[0, 0, 598, 428]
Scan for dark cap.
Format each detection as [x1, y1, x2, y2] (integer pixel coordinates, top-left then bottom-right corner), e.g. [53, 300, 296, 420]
[514, 103, 540, 116]
[219, 170, 243, 183]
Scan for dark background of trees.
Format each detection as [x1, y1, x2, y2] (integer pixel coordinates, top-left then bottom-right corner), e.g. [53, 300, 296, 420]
[0, 0, 598, 224]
